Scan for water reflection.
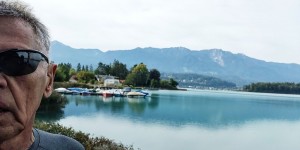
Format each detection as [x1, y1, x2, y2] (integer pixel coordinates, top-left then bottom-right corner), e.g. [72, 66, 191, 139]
[36, 109, 64, 121]
[37, 90, 300, 128]
[37, 90, 300, 150]
[127, 97, 147, 114]
[59, 115, 300, 150]
[36, 97, 69, 121]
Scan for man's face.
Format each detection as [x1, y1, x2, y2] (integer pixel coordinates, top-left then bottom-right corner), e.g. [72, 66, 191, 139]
[0, 17, 54, 141]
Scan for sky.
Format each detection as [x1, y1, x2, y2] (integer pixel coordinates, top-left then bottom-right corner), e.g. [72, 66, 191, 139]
[24, 0, 300, 64]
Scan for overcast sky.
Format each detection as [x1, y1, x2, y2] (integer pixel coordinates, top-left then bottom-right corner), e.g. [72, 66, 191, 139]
[24, 0, 300, 64]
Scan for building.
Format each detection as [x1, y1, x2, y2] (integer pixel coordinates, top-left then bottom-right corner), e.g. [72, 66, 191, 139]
[104, 78, 121, 87]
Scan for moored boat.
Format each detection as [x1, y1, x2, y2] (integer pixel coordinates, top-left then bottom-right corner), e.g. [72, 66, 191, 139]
[122, 87, 132, 95]
[113, 89, 126, 97]
[102, 90, 114, 97]
[95, 87, 113, 96]
[127, 91, 146, 98]
[54, 87, 73, 94]
[67, 87, 91, 95]
[135, 89, 151, 97]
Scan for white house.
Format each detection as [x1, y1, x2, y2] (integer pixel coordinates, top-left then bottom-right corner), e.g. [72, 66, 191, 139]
[104, 79, 121, 87]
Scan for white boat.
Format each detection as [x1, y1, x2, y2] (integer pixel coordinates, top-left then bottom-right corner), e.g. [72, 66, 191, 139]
[136, 90, 152, 97]
[54, 88, 73, 94]
[122, 87, 132, 95]
[95, 87, 113, 96]
[126, 91, 146, 98]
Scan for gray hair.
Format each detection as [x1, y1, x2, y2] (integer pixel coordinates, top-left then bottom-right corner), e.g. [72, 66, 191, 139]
[0, 0, 50, 51]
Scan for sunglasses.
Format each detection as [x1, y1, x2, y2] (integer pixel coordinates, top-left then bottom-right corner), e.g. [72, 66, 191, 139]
[0, 49, 49, 76]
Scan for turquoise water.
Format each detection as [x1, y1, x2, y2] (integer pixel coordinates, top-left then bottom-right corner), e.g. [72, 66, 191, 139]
[38, 90, 300, 150]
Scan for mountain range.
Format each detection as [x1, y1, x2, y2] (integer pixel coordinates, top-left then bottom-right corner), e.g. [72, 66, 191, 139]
[50, 41, 300, 86]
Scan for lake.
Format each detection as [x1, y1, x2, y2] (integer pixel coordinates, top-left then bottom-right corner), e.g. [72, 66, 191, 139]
[37, 89, 300, 150]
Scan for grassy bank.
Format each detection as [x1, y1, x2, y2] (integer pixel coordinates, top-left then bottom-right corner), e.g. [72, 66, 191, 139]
[34, 121, 135, 150]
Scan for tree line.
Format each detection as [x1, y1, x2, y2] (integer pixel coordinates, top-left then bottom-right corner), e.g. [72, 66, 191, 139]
[243, 82, 300, 94]
[161, 73, 236, 88]
[54, 60, 178, 89]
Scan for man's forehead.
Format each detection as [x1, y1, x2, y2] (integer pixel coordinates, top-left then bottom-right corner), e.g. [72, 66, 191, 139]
[0, 17, 37, 51]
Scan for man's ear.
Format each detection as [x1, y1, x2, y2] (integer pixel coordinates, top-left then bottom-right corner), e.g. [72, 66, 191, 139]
[43, 64, 57, 98]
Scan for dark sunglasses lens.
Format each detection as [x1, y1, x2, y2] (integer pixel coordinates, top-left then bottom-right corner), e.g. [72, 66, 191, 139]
[0, 51, 40, 76]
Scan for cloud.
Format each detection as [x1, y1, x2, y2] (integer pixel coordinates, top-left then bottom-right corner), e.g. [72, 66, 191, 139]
[25, 0, 300, 64]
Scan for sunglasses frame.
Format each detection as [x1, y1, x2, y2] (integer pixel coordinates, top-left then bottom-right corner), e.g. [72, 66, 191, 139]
[0, 49, 49, 76]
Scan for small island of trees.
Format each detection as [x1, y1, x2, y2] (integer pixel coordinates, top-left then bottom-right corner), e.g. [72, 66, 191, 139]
[54, 60, 178, 89]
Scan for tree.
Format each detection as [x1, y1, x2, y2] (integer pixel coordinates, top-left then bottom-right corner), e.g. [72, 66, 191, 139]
[169, 78, 178, 88]
[89, 64, 93, 72]
[77, 63, 81, 72]
[243, 82, 300, 94]
[160, 80, 171, 89]
[149, 69, 160, 87]
[124, 72, 135, 86]
[110, 60, 129, 80]
[85, 65, 89, 71]
[125, 63, 149, 86]
[55, 63, 72, 81]
[149, 69, 161, 81]
[54, 69, 66, 82]
[69, 68, 76, 76]
[76, 71, 96, 83]
[129, 64, 138, 72]
[150, 79, 160, 88]
[159, 78, 178, 89]
[95, 62, 111, 75]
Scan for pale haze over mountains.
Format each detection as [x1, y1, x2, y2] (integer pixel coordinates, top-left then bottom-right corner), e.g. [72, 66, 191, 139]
[50, 41, 300, 86]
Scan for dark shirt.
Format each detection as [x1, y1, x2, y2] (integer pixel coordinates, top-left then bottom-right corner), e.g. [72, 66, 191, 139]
[28, 128, 84, 150]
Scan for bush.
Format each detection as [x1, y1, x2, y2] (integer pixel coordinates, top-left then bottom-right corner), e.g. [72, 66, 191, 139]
[34, 121, 135, 150]
[37, 91, 67, 121]
[40, 91, 67, 107]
